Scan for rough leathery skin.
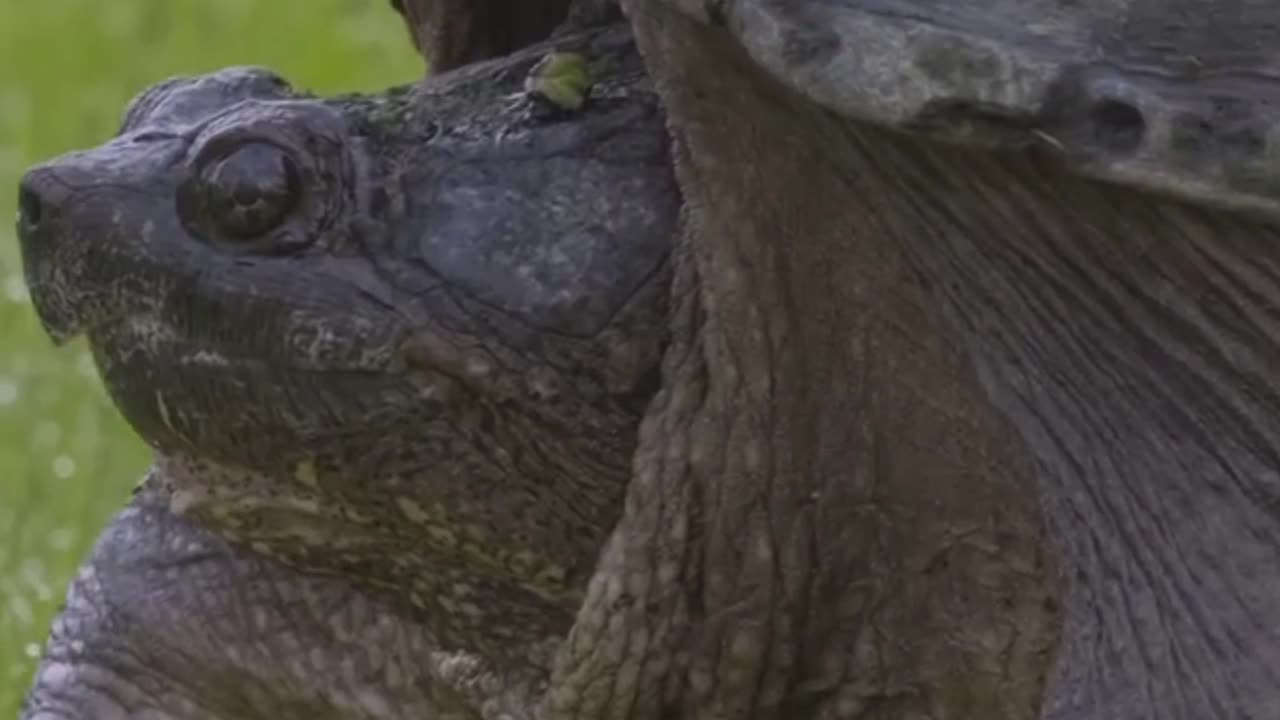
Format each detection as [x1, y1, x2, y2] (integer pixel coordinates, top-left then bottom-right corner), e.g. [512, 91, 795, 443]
[16, 24, 676, 718]
[544, 7, 1060, 717]
[24, 498, 494, 720]
[575, 2, 1280, 718]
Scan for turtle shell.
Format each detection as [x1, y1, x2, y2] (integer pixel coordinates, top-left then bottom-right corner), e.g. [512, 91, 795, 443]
[718, 0, 1280, 216]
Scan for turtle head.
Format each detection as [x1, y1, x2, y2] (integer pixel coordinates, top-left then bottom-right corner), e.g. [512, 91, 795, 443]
[14, 64, 677, 474]
[14, 67, 418, 469]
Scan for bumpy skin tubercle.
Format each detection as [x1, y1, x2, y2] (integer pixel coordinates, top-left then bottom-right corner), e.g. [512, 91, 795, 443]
[16, 25, 676, 719]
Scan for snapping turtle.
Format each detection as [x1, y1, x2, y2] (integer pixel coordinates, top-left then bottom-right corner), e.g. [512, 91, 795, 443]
[17, 1, 1280, 719]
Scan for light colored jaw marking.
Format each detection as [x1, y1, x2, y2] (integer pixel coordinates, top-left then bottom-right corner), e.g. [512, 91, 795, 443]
[151, 456, 351, 550]
[182, 349, 232, 367]
[123, 315, 236, 368]
[153, 389, 179, 440]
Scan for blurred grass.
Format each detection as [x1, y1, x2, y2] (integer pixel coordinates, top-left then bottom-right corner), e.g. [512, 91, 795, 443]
[0, 0, 419, 712]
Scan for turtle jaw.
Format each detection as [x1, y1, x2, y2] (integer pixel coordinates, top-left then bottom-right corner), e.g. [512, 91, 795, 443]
[12, 129, 415, 469]
[17, 210, 178, 349]
[81, 308, 426, 469]
[16, 134, 192, 347]
[15, 66, 304, 347]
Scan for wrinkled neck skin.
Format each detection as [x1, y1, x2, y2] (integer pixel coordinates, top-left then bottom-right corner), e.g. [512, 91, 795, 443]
[857, 70, 1280, 720]
[546, 4, 1280, 719]
[784, 118, 1280, 719]
[888, 142, 1280, 719]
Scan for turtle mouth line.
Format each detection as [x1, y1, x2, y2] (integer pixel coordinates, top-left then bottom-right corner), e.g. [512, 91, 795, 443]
[21, 266, 139, 347]
[85, 315, 257, 371]
[35, 307, 131, 348]
[88, 314, 404, 377]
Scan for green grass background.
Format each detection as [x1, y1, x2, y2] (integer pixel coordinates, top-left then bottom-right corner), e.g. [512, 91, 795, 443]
[0, 1, 419, 712]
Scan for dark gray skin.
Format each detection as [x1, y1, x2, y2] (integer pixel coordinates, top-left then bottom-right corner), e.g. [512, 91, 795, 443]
[545, 2, 1280, 719]
[395, 2, 1280, 719]
[22, 0, 1280, 719]
[16, 25, 676, 719]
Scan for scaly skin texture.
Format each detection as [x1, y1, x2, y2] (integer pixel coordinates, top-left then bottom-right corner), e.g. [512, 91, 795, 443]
[542, 8, 1060, 718]
[16, 24, 676, 719]
[552, 2, 1280, 718]
[26, 1, 1280, 718]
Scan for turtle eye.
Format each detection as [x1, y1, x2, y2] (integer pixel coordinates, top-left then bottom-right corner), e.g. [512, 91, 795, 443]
[179, 141, 302, 243]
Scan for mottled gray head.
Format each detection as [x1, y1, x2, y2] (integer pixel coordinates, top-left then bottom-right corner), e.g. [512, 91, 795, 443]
[15, 64, 677, 475]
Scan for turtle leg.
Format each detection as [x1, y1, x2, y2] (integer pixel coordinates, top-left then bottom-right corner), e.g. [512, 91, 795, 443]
[20, 499, 480, 720]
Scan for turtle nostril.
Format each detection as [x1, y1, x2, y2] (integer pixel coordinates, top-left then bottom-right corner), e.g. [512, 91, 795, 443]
[18, 182, 43, 228]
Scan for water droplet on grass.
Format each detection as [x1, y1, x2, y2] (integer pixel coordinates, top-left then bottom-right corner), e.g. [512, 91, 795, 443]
[8, 594, 33, 626]
[52, 454, 76, 479]
[0, 377, 17, 405]
[47, 527, 73, 551]
[4, 274, 28, 304]
[76, 351, 97, 379]
[31, 419, 62, 450]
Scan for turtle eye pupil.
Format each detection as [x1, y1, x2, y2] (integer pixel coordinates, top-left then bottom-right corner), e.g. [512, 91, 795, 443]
[179, 141, 302, 243]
